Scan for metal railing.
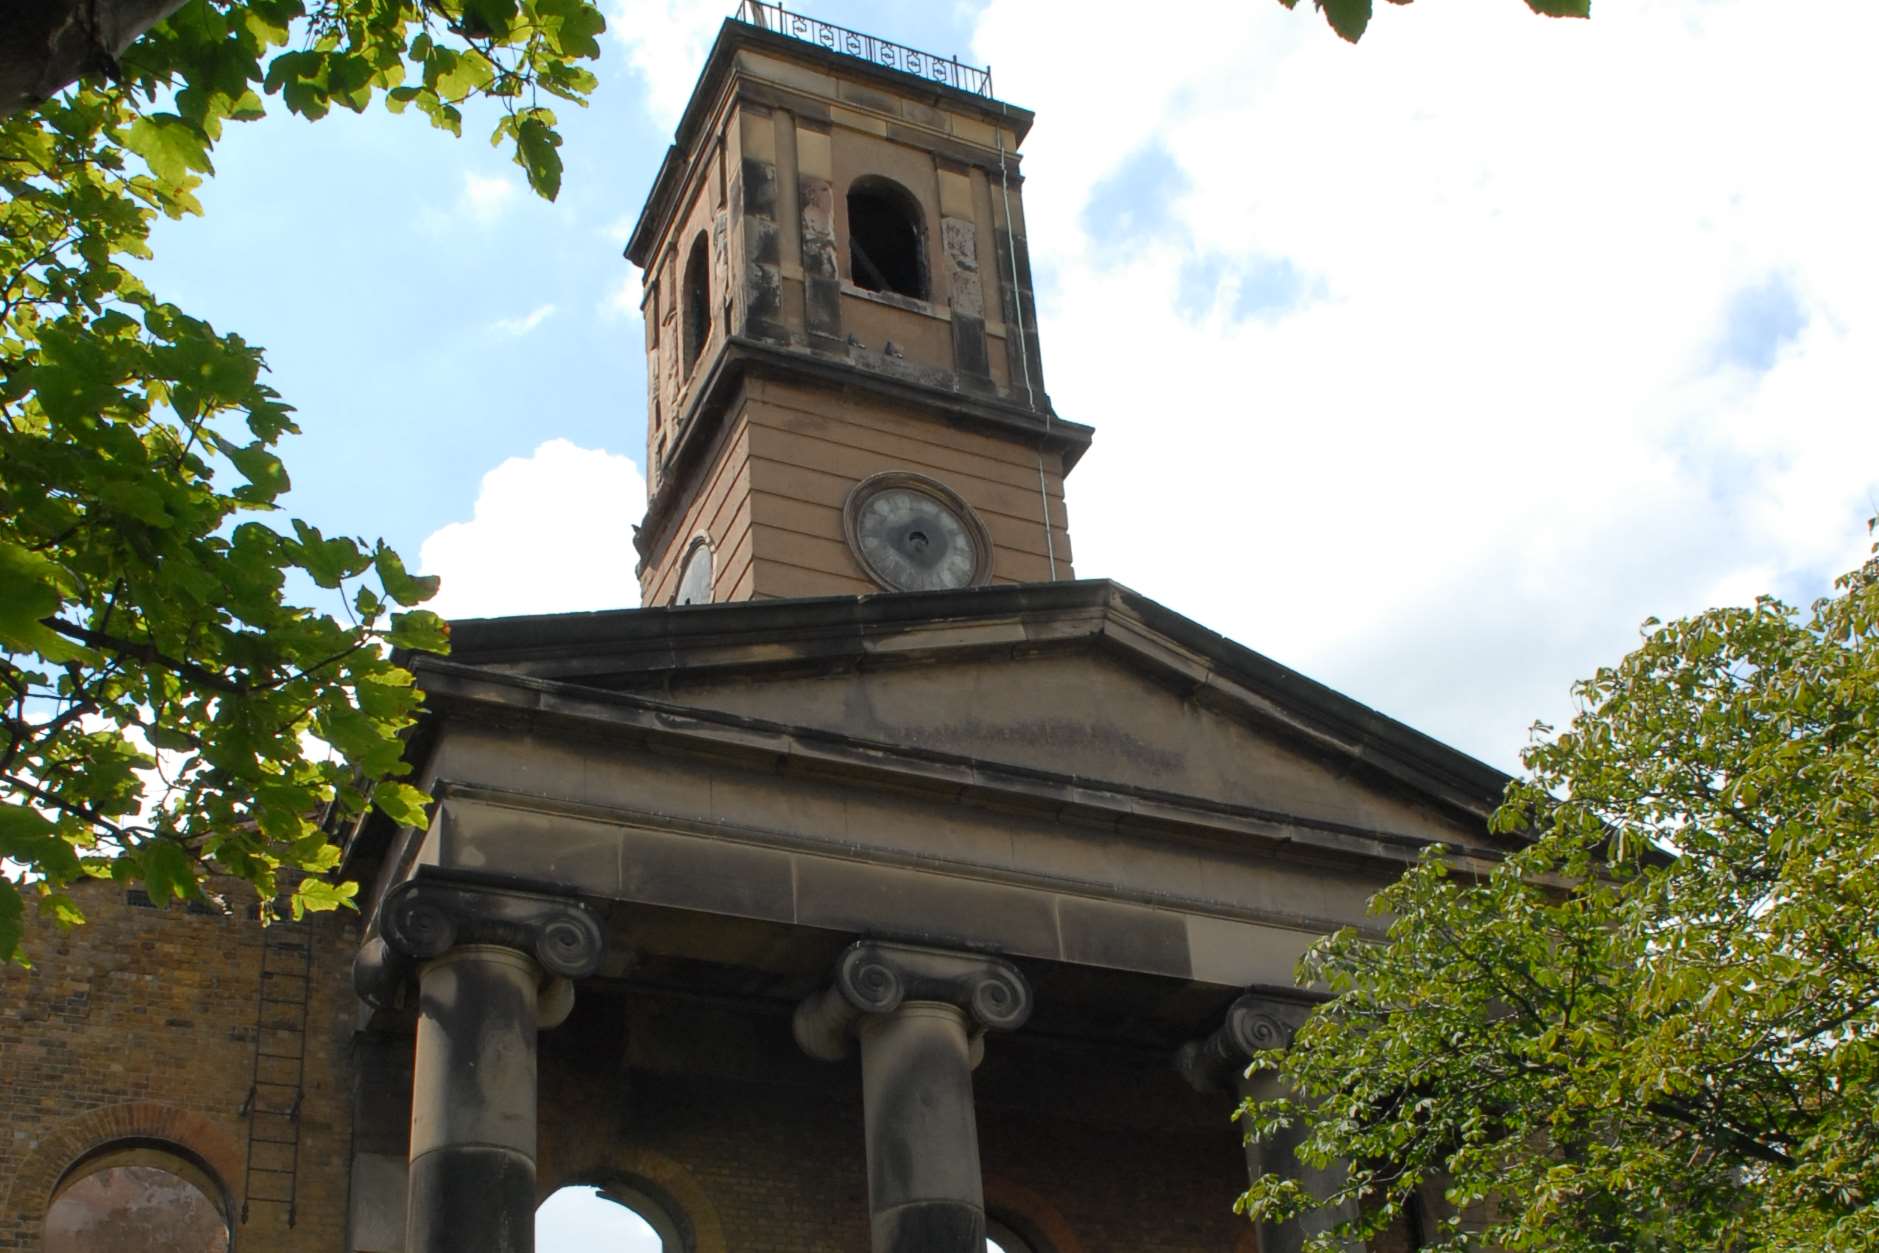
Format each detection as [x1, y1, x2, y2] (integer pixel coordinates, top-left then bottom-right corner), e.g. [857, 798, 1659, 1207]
[736, 2, 994, 99]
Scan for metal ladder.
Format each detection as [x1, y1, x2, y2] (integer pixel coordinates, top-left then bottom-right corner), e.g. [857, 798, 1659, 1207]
[239, 919, 313, 1227]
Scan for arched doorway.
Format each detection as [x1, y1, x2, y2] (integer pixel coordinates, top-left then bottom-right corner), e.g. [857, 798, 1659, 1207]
[44, 1141, 232, 1253]
[987, 1217, 1034, 1253]
[538, 1184, 677, 1251]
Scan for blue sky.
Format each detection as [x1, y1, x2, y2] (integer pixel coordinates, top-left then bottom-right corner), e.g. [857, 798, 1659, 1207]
[145, 0, 1879, 767]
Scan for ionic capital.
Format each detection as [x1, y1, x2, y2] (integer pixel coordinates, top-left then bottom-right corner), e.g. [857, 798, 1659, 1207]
[353, 873, 606, 1016]
[794, 940, 1033, 1061]
[1175, 994, 1312, 1094]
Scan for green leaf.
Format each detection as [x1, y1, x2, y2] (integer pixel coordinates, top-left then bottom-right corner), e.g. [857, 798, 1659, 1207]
[0, 805, 81, 883]
[97, 479, 174, 527]
[373, 781, 433, 828]
[213, 433, 292, 502]
[373, 542, 439, 606]
[0, 880, 23, 967]
[1319, 0, 1372, 42]
[431, 49, 495, 102]
[0, 540, 69, 629]
[514, 113, 563, 200]
[387, 609, 450, 653]
[461, 0, 520, 40]
[293, 520, 367, 588]
[293, 877, 359, 914]
[0, 542, 91, 663]
[124, 114, 215, 185]
[1526, 0, 1590, 15]
[532, 0, 607, 60]
[38, 892, 86, 928]
[140, 840, 197, 907]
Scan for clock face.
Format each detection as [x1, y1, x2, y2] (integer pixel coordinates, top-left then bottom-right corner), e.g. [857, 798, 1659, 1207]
[674, 541, 712, 605]
[854, 487, 981, 591]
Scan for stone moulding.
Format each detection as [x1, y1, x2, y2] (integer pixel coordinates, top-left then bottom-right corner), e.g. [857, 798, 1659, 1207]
[353, 873, 607, 1012]
[1175, 993, 1314, 1094]
[794, 939, 1032, 1061]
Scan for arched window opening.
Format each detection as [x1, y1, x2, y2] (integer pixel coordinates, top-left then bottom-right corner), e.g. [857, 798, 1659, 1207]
[674, 536, 713, 606]
[847, 177, 928, 300]
[538, 1182, 687, 1252]
[45, 1141, 232, 1253]
[681, 231, 710, 375]
[987, 1216, 1040, 1253]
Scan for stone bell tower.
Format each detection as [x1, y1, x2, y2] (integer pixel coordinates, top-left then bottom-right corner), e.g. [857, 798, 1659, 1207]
[624, 9, 1092, 606]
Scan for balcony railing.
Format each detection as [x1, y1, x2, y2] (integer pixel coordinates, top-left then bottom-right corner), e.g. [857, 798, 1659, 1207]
[736, 2, 995, 99]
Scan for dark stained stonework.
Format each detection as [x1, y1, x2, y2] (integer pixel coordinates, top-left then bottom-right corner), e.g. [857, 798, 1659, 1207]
[793, 946, 1026, 1253]
[405, 1147, 535, 1253]
[876, 1200, 984, 1253]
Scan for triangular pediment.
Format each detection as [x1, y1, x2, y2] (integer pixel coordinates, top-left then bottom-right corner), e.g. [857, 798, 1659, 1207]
[433, 581, 1512, 861]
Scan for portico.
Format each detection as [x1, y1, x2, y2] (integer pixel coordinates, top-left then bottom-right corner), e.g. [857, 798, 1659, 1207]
[335, 582, 1511, 1252]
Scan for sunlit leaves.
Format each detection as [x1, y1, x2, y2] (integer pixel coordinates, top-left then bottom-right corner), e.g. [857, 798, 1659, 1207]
[1241, 542, 1879, 1250]
[0, 0, 604, 962]
[123, 114, 214, 185]
[372, 780, 432, 828]
[496, 107, 562, 199]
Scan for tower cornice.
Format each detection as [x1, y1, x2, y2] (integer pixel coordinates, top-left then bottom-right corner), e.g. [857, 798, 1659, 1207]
[635, 335, 1091, 570]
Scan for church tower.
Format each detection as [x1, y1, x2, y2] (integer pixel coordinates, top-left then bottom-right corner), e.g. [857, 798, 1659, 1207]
[624, 7, 1092, 606]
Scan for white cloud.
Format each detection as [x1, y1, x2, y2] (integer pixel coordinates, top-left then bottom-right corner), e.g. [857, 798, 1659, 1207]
[461, 171, 521, 226]
[490, 303, 558, 337]
[608, 0, 730, 128]
[420, 440, 646, 620]
[599, 274, 641, 321]
[599, 213, 638, 244]
[972, 0, 1879, 768]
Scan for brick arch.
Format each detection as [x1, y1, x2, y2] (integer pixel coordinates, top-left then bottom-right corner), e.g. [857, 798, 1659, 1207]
[983, 1175, 1085, 1253]
[4, 1101, 246, 1241]
[547, 1146, 727, 1253]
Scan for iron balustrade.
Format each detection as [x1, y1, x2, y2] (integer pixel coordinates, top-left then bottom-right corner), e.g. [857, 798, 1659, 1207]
[736, 2, 994, 99]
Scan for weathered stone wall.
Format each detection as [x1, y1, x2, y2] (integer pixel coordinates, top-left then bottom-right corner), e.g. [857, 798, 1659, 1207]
[0, 878, 358, 1251]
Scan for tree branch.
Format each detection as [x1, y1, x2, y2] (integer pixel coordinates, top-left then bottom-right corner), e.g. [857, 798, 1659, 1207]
[47, 616, 249, 695]
[0, 0, 193, 119]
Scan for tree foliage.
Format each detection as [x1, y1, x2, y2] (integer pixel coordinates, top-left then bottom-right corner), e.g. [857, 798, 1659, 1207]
[0, 0, 605, 962]
[1279, 0, 1590, 45]
[1241, 541, 1879, 1250]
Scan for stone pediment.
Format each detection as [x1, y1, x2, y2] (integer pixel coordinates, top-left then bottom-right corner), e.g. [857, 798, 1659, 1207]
[430, 580, 1512, 864]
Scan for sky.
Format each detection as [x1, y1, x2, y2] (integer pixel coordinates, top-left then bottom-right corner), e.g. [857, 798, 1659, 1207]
[122, 1, 1879, 1244]
[144, 0, 1879, 777]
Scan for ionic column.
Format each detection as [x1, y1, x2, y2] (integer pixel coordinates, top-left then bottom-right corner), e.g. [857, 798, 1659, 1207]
[354, 876, 606, 1253]
[1177, 996, 1360, 1253]
[794, 940, 1033, 1253]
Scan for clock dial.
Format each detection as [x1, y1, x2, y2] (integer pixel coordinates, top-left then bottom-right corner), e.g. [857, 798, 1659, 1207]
[852, 485, 982, 591]
[674, 540, 713, 605]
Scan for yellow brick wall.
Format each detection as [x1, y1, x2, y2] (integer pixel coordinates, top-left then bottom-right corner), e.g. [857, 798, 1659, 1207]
[0, 879, 358, 1251]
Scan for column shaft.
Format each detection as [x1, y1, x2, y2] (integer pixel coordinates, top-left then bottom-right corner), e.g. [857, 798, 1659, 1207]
[1238, 1071, 1360, 1253]
[407, 945, 541, 1253]
[858, 1002, 985, 1253]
